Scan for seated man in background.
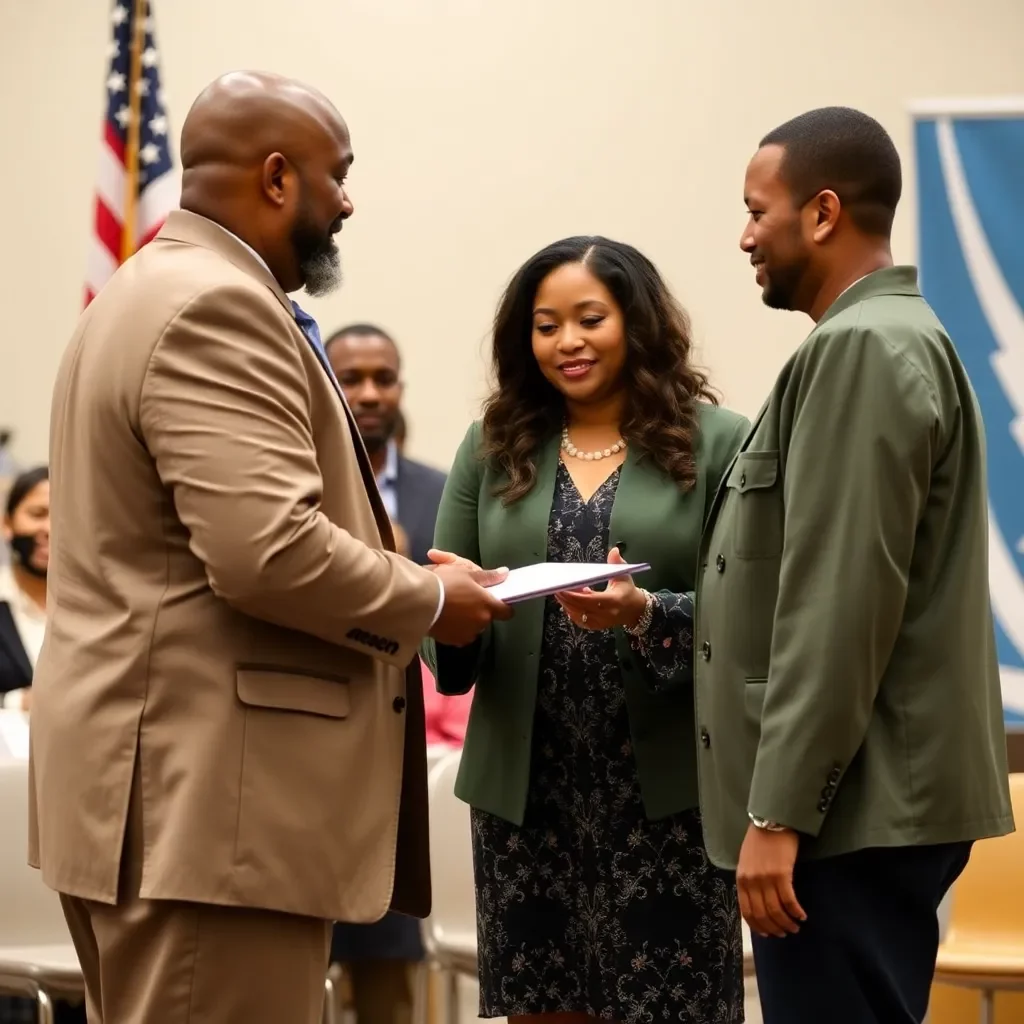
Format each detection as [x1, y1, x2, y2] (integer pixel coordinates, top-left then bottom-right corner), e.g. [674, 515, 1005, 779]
[327, 324, 446, 566]
[326, 325, 450, 1023]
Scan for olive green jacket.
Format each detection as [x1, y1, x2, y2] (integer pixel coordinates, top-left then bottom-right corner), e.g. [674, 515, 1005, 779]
[423, 403, 749, 824]
[694, 266, 1015, 869]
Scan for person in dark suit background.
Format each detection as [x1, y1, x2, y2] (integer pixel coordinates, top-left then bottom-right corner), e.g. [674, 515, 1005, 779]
[326, 323, 446, 567]
[325, 323, 447, 1024]
[0, 465, 49, 711]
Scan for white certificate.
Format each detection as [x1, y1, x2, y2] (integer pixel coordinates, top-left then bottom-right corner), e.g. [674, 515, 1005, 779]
[485, 561, 651, 605]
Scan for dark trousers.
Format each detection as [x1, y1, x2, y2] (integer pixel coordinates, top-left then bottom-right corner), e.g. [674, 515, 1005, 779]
[752, 841, 972, 1024]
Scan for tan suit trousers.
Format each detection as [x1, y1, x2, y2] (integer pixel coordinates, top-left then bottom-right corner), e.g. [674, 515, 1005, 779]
[57, 772, 332, 1024]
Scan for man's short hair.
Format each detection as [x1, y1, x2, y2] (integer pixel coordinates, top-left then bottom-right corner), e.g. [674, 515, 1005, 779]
[324, 323, 398, 353]
[760, 106, 902, 237]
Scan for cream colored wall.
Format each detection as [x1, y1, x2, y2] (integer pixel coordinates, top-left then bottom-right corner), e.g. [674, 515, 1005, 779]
[1, 0, 1022, 469]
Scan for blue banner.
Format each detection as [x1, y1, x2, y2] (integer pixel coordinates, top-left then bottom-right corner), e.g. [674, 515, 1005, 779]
[914, 105, 1024, 726]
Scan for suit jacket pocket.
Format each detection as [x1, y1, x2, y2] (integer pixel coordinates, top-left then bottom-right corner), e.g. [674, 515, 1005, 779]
[725, 451, 783, 560]
[236, 668, 351, 718]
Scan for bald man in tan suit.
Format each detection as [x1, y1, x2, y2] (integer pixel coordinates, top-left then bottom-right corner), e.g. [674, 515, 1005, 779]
[27, 72, 509, 1024]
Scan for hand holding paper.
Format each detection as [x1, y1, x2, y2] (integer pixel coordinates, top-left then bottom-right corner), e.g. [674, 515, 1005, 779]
[481, 547, 649, 608]
[554, 547, 650, 630]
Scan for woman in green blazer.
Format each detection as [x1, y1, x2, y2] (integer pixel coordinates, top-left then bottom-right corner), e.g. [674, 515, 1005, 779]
[424, 236, 749, 1024]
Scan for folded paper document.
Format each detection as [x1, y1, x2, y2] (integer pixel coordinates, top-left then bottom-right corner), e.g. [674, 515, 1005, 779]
[485, 561, 651, 605]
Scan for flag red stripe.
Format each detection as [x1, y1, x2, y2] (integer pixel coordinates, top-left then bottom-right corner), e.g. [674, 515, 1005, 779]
[94, 198, 123, 262]
[105, 120, 126, 163]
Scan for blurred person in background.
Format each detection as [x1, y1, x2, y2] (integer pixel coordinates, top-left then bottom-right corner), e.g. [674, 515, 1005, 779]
[327, 324, 446, 566]
[0, 429, 21, 568]
[323, 322, 455, 1024]
[0, 466, 82, 1024]
[0, 465, 48, 710]
[425, 236, 750, 1023]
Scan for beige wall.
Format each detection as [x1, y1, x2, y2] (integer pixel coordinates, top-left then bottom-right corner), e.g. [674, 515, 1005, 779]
[2, 0, 1023, 468]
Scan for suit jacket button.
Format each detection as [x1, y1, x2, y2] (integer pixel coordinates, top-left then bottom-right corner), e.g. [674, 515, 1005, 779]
[739, 473, 747, 487]
[700, 727, 711, 749]
[716, 554, 726, 573]
[822, 785, 835, 799]
[828, 768, 841, 784]
[701, 640, 712, 661]
[817, 798, 828, 812]
[392, 696, 406, 713]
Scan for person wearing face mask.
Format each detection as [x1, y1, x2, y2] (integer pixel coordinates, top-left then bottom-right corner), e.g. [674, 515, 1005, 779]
[27, 71, 509, 1024]
[423, 236, 750, 1023]
[0, 465, 48, 711]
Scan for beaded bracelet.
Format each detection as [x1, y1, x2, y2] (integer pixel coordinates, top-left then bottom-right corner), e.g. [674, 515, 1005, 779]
[624, 589, 655, 637]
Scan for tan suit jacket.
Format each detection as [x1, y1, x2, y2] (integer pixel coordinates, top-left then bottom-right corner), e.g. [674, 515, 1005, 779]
[28, 210, 441, 924]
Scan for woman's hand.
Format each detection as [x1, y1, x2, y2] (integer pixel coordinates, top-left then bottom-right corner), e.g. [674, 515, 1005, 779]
[556, 547, 647, 631]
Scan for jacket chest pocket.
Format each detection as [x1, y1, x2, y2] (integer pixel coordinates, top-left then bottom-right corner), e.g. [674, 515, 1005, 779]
[724, 452, 783, 560]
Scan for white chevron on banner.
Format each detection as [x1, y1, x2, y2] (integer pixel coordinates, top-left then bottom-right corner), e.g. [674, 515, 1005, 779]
[935, 118, 1024, 456]
[935, 116, 1024, 708]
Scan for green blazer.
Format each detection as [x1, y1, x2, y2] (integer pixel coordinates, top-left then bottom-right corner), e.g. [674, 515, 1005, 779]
[694, 266, 1015, 870]
[423, 403, 749, 825]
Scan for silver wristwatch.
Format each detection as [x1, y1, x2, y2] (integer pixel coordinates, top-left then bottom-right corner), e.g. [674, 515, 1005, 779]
[749, 813, 787, 833]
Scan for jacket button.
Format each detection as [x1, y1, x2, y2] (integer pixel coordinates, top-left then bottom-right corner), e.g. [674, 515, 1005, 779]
[700, 727, 711, 749]
[701, 640, 712, 661]
[822, 785, 835, 799]
[739, 473, 747, 487]
[392, 696, 406, 713]
[828, 768, 841, 784]
[716, 554, 726, 573]
[817, 798, 828, 812]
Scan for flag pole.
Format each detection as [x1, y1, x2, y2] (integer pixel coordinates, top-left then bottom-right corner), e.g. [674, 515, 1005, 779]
[121, 0, 146, 262]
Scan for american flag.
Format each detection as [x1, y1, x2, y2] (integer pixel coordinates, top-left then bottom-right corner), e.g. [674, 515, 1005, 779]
[85, 0, 178, 306]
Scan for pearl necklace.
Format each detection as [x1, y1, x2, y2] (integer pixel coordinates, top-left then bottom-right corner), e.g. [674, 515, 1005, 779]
[560, 424, 627, 462]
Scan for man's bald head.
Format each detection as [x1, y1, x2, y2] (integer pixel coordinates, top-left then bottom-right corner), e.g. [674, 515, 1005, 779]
[179, 71, 355, 296]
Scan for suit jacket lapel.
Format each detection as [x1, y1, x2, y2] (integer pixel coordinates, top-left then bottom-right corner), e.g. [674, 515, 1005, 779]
[394, 459, 423, 540]
[0, 602, 32, 683]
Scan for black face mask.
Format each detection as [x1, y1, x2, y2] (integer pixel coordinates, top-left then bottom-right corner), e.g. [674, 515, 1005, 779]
[10, 533, 46, 579]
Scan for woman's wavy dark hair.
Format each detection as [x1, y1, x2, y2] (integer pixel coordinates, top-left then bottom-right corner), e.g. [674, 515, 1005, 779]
[481, 236, 717, 504]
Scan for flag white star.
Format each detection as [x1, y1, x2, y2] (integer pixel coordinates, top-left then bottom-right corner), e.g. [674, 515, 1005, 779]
[141, 46, 158, 69]
[148, 114, 168, 136]
[107, 71, 126, 94]
[111, 3, 128, 26]
[134, 78, 151, 97]
[140, 142, 161, 166]
[107, 39, 120, 61]
[114, 106, 131, 129]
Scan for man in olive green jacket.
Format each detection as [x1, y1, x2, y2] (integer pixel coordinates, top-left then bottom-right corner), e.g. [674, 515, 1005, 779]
[695, 106, 1014, 1024]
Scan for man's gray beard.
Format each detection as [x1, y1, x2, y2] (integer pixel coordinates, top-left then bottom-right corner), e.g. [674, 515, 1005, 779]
[302, 246, 342, 297]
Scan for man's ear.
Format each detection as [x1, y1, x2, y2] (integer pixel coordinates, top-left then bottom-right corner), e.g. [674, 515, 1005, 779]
[261, 152, 291, 208]
[811, 189, 841, 244]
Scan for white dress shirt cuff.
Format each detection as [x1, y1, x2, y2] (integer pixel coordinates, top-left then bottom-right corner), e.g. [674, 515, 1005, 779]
[429, 574, 445, 628]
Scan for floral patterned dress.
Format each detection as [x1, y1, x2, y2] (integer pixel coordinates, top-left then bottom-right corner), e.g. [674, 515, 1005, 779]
[471, 462, 744, 1022]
